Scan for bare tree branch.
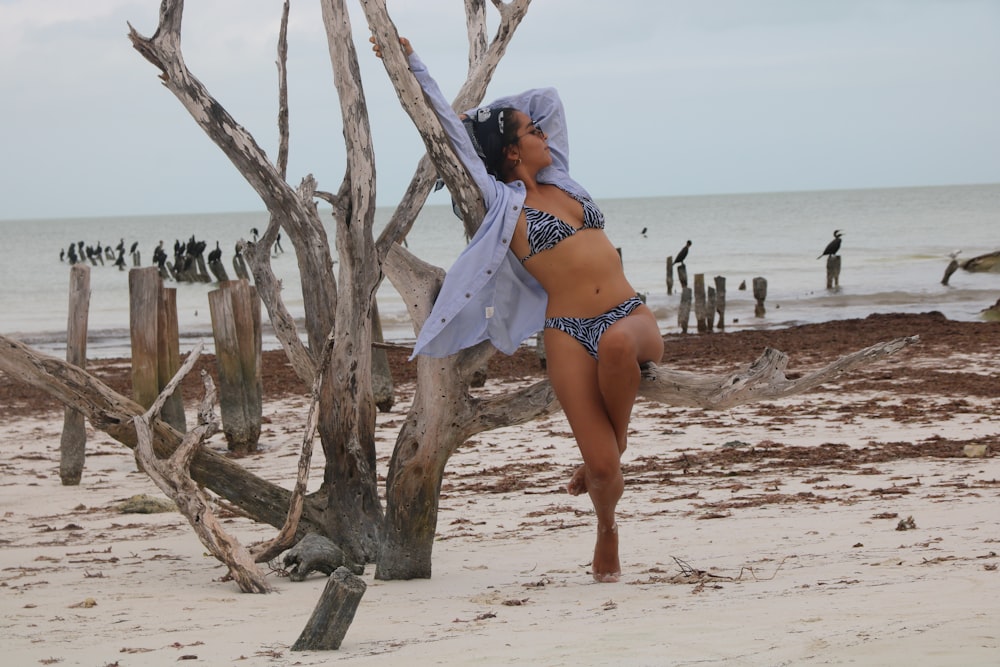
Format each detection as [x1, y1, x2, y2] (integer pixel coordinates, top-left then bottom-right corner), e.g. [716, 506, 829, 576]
[132, 343, 273, 593]
[276, 0, 291, 180]
[251, 331, 338, 563]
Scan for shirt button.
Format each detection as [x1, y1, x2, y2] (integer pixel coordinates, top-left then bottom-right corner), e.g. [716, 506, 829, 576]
[440, 318, 446, 323]
[501, 237, 508, 244]
[486, 269, 493, 275]
[465, 293, 471, 298]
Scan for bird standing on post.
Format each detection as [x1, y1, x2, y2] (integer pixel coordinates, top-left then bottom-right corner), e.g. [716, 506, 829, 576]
[675, 240, 692, 265]
[817, 230, 843, 259]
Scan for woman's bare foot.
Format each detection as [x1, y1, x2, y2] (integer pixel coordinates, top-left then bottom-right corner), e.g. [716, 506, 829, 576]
[590, 523, 621, 583]
[567, 464, 587, 496]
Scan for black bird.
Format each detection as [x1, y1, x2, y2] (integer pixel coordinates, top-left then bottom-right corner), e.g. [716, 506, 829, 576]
[817, 230, 843, 259]
[640, 227, 648, 237]
[207, 241, 222, 263]
[675, 240, 692, 265]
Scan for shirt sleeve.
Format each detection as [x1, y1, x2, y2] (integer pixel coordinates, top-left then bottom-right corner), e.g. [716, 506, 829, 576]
[463, 87, 570, 175]
[408, 53, 500, 209]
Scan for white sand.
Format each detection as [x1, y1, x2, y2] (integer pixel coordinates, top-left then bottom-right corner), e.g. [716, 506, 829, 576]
[2, 366, 999, 666]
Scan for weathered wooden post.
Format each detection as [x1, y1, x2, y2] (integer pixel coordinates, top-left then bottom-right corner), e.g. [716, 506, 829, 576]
[665, 256, 674, 295]
[371, 300, 394, 413]
[208, 280, 262, 455]
[677, 287, 692, 333]
[826, 255, 841, 289]
[706, 285, 716, 332]
[292, 566, 367, 651]
[158, 287, 186, 431]
[60, 264, 90, 485]
[677, 263, 689, 290]
[195, 254, 212, 282]
[753, 276, 768, 317]
[535, 331, 547, 369]
[941, 257, 959, 286]
[129, 267, 185, 433]
[232, 246, 250, 281]
[129, 267, 163, 411]
[208, 258, 230, 283]
[693, 273, 708, 332]
[714, 275, 727, 330]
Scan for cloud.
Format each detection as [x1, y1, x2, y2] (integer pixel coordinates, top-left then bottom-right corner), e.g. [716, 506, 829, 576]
[1, 0, 998, 220]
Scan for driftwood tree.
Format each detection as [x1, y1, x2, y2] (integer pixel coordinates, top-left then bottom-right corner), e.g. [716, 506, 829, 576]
[0, 0, 919, 588]
[122, 0, 541, 577]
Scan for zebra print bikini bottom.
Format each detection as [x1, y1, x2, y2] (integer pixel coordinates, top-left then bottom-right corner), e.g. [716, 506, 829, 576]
[543, 295, 643, 360]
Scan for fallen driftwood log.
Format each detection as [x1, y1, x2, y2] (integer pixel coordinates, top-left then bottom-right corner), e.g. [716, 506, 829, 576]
[961, 250, 1000, 273]
[638, 335, 919, 409]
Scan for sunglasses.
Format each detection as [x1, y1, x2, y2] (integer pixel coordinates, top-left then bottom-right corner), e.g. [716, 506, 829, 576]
[515, 120, 545, 141]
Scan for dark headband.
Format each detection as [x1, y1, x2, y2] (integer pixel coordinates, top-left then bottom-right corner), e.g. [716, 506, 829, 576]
[463, 106, 512, 175]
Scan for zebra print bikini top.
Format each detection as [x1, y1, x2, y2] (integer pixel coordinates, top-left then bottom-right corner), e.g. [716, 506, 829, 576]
[519, 191, 605, 263]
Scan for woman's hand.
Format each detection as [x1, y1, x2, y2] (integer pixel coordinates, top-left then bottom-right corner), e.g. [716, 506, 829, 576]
[370, 35, 412, 59]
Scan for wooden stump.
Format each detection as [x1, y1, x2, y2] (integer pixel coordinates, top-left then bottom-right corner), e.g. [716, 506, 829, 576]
[60, 264, 90, 485]
[232, 252, 250, 281]
[678, 287, 692, 333]
[157, 288, 186, 432]
[535, 331, 547, 369]
[677, 263, 689, 289]
[208, 280, 262, 454]
[130, 268, 161, 412]
[941, 258, 959, 286]
[826, 255, 841, 289]
[292, 566, 367, 651]
[195, 255, 212, 282]
[693, 274, 708, 332]
[714, 276, 726, 330]
[129, 268, 185, 433]
[706, 286, 716, 332]
[208, 258, 230, 283]
[371, 301, 394, 413]
[666, 256, 674, 295]
[753, 276, 768, 318]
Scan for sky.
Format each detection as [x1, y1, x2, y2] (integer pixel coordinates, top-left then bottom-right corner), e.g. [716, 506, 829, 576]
[1, 0, 998, 221]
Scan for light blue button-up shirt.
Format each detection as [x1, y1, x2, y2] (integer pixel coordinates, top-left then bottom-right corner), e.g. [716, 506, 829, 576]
[408, 52, 596, 359]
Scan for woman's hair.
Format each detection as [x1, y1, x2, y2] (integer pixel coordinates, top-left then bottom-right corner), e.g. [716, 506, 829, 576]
[464, 107, 521, 178]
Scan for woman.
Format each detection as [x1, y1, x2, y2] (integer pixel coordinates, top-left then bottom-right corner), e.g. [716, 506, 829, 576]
[374, 37, 664, 582]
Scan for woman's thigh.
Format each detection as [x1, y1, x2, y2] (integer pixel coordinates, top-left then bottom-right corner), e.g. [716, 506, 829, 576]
[597, 304, 664, 364]
[544, 329, 619, 469]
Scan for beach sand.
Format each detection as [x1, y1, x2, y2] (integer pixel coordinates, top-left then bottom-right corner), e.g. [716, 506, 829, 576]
[1, 312, 998, 666]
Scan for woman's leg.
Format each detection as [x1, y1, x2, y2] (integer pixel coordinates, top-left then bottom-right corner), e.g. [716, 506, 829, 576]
[567, 304, 664, 496]
[596, 304, 664, 453]
[544, 328, 623, 582]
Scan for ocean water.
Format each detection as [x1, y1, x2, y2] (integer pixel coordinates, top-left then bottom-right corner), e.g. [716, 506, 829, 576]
[1, 184, 998, 359]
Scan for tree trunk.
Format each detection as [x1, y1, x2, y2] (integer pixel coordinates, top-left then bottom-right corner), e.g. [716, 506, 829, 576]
[376, 359, 472, 579]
